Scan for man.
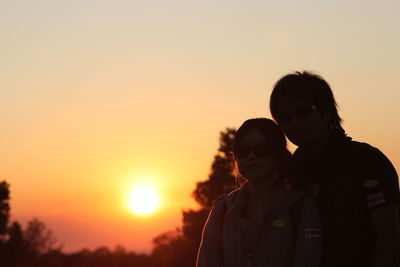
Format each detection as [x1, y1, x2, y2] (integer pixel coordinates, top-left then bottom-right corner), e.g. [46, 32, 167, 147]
[269, 71, 399, 267]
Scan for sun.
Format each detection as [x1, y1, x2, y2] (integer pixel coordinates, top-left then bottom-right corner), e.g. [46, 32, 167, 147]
[128, 184, 160, 215]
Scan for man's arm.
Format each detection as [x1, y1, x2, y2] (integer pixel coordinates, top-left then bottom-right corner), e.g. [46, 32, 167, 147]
[370, 204, 400, 267]
[360, 145, 400, 266]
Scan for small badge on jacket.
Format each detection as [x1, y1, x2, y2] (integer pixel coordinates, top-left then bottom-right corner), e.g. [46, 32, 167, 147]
[272, 219, 286, 228]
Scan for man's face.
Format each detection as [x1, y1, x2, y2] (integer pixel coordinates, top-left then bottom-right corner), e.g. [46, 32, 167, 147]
[274, 98, 329, 147]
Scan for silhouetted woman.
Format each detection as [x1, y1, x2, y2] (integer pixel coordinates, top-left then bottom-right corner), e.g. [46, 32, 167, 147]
[197, 118, 321, 267]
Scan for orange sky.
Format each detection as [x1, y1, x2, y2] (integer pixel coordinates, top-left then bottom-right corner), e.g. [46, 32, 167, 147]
[1, 0, 400, 253]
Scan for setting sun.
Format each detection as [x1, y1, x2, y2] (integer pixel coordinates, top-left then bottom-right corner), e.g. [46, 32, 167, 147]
[128, 184, 160, 215]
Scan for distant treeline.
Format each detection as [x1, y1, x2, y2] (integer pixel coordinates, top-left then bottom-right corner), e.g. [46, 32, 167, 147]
[0, 128, 237, 267]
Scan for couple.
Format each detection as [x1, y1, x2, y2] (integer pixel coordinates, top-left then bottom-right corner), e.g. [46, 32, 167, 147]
[197, 71, 400, 267]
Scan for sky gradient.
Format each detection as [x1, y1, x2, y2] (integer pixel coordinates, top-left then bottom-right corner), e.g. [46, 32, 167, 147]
[1, 0, 400, 252]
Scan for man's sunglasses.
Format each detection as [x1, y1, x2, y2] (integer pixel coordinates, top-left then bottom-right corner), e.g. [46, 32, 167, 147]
[275, 105, 317, 124]
[234, 145, 278, 159]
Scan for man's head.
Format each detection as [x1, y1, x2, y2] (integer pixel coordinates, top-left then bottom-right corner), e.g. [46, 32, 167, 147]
[270, 71, 342, 147]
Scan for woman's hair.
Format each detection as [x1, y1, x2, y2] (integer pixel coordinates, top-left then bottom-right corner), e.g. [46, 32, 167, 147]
[270, 71, 342, 129]
[234, 118, 287, 152]
[233, 118, 291, 183]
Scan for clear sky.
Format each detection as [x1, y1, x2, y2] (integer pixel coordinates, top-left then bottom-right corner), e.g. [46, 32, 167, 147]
[1, 0, 399, 253]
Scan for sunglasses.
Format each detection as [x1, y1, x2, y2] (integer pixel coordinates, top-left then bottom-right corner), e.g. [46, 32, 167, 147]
[234, 144, 278, 159]
[276, 105, 317, 124]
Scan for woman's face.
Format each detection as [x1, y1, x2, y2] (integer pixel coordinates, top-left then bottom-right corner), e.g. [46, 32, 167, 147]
[235, 129, 280, 183]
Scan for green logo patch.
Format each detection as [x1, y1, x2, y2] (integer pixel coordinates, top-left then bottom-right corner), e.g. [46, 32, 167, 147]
[363, 179, 379, 188]
[272, 219, 286, 228]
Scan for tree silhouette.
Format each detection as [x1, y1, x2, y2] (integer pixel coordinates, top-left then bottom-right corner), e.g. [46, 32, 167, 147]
[24, 218, 61, 255]
[152, 127, 238, 266]
[0, 181, 10, 237]
[0, 181, 11, 264]
[3, 221, 32, 266]
[192, 128, 237, 208]
[0, 215, 61, 266]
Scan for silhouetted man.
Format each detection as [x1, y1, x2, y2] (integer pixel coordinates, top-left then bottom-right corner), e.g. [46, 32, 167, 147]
[270, 71, 399, 267]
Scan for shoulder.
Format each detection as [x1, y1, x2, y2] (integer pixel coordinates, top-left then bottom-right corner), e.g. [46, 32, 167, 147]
[211, 194, 227, 212]
[344, 139, 392, 165]
[345, 139, 398, 182]
[343, 139, 382, 158]
[221, 183, 248, 206]
[344, 141, 400, 207]
[210, 185, 243, 212]
[342, 139, 396, 174]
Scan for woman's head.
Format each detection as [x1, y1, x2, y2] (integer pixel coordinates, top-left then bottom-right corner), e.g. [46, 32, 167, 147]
[233, 118, 290, 183]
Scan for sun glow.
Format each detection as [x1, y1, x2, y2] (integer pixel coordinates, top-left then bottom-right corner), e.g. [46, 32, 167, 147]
[128, 184, 160, 215]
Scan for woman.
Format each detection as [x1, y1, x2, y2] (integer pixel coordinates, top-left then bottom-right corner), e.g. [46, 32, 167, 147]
[197, 118, 321, 267]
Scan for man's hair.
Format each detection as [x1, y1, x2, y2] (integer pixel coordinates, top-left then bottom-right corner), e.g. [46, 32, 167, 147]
[270, 71, 342, 127]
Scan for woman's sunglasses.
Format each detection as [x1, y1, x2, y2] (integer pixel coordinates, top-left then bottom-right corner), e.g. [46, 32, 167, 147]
[234, 145, 278, 159]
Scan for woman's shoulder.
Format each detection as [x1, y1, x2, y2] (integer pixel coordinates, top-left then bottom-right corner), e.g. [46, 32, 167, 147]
[225, 185, 245, 205]
[212, 183, 248, 208]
